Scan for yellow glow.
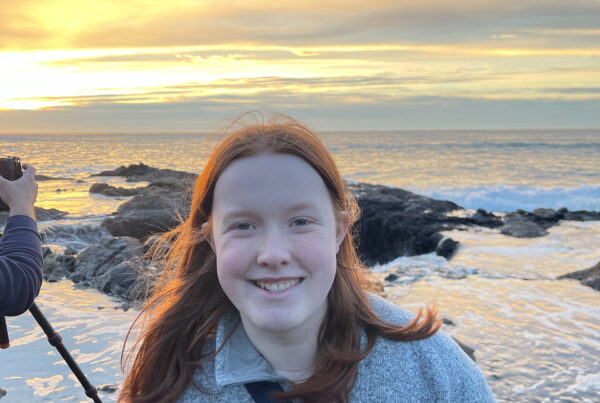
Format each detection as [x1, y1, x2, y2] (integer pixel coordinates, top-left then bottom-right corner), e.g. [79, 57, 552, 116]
[1, 1, 599, 114]
[2, 41, 599, 111]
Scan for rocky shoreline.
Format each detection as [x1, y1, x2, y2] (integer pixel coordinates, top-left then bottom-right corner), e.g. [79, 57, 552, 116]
[31, 163, 600, 303]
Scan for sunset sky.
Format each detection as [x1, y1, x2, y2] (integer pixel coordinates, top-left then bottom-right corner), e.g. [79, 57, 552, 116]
[1, 0, 599, 131]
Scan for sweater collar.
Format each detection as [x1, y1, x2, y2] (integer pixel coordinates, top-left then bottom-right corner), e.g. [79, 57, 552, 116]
[214, 310, 288, 387]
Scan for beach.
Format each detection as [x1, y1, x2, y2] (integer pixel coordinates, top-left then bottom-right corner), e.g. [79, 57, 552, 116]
[1, 129, 599, 402]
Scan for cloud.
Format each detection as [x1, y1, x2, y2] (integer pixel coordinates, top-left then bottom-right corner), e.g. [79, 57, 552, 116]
[2, 1, 598, 131]
[2, 0, 600, 50]
[541, 87, 600, 94]
[4, 70, 533, 109]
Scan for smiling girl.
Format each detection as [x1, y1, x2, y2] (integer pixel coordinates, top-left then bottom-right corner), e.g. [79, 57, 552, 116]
[119, 114, 495, 402]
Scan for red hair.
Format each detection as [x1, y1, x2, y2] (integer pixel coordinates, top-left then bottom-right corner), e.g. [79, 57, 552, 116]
[119, 113, 440, 403]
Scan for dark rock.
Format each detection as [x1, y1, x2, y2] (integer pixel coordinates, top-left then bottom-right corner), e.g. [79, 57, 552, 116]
[384, 274, 399, 282]
[349, 182, 463, 265]
[42, 246, 53, 258]
[500, 213, 548, 238]
[42, 254, 63, 282]
[470, 208, 503, 228]
[442, 318, 455, 326]
[57, 254, 76, 272]
[97, 384, 118, 393]
[75, 237, 143, 283]
[103, 209, 179, 240]
[65, 236, 159, 300]
[89, 183, 143, 197]
[563, 210, 600, 221]
[453, 337, 476, 361]
[498, 207, 600, 238]
[533, 208, 562, 221]
[101, 179, 192, 240]
[64, 247, 77, 256]
[116, 190, 178, 214]
[92, 163, 157, 177]
[43, 251, 77, 282]
[92, 163, 192, 183]
[558, 261, 600, 291]
[435, 237, 459, 259]
[99, 261, 141, 300]
[35, 207, 69, 222]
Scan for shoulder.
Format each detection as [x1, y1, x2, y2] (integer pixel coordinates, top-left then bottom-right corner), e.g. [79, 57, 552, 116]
[353, 293, 496, 402]
[366, 292, 416, 325]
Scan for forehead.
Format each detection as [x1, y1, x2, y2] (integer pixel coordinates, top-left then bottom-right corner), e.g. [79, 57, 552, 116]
[213, 153, 333, 211]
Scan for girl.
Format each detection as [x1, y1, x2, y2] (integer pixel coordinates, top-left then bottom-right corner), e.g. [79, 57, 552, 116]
[119, 114, 495, 402]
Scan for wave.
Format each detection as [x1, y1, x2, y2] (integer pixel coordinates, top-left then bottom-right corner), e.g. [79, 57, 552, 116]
[412, 185, 600, 212]
[40, 223, 110, 252]
[370, 253, 549, 283]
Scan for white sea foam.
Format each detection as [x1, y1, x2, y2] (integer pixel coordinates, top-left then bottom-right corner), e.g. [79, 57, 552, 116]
[39, 220, 110, 252]
[371, 253, 448, 272]
[412, 185, 600, 212]
[566, 372, 600, 393]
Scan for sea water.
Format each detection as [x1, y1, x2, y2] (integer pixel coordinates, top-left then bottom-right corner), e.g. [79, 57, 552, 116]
[1, 129, 599, 402]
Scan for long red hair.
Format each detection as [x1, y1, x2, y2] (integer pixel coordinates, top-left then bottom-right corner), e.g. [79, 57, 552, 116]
[119, 113, 440, 403]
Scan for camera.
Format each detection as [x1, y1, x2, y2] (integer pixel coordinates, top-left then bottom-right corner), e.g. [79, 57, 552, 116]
[0, 156, 23, 211]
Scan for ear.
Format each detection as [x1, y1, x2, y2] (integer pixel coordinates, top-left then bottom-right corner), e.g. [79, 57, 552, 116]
[335, 211, 350, 253]
[201, 222, 215, 253]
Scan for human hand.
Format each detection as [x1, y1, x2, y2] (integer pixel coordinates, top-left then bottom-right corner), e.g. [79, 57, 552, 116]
[0, 163, 38, 219]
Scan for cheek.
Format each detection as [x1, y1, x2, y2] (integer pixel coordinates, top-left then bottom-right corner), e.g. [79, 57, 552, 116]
[296, 236, 338, 280]
[215, 240, 253, 289]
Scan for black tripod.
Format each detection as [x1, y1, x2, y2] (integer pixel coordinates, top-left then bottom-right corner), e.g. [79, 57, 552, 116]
[1, 303, 102, 402]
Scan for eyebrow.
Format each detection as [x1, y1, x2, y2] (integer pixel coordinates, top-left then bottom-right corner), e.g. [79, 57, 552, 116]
[220, 202, 320, 222]
[286, 201, 319, 213]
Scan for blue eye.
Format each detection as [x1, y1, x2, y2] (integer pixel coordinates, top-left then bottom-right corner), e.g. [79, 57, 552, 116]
[235, 223, 253, 230]
[292, 218, 309, 226]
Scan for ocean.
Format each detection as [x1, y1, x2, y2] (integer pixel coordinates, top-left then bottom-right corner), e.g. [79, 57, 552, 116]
[1, 129, 599, 402]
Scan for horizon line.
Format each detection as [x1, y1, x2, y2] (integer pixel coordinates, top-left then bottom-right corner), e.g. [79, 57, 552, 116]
[2, 127, 600, 135]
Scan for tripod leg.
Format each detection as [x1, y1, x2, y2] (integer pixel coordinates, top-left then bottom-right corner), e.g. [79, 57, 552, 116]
[0, 316, 9, 349]
[29, 303, 103, 403]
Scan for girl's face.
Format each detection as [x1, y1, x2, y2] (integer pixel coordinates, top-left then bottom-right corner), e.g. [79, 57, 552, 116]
[210, 152, 348, 335]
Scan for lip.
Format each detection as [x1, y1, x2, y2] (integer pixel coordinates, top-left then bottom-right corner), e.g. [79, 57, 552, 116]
[249, 276, 303, 282]
[248, 277, 304, 296]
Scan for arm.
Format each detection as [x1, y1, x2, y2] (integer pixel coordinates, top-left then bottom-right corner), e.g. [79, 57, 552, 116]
[0, 163, 43, 316]
[0, 215, 43, 315]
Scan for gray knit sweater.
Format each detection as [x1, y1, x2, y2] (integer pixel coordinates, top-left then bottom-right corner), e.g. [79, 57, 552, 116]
[177, 293, 496, 402]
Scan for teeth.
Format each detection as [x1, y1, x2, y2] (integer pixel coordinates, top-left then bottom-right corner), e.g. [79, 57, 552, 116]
[255, 279, 300, 292]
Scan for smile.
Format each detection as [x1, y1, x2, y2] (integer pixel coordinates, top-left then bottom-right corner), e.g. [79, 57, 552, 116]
[253, 278, 302, 293]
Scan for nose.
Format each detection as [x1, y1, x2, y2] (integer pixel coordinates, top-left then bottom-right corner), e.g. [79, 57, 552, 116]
[256, 227, 290, 268]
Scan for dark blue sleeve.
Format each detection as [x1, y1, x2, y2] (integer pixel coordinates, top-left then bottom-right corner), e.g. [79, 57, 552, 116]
[0, 215, 43, 316]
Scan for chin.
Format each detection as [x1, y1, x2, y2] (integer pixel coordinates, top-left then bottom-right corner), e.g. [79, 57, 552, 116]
[251, 315, 303, 332]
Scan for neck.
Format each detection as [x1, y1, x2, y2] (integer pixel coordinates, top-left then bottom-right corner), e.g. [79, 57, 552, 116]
[240, 306, 326, 383]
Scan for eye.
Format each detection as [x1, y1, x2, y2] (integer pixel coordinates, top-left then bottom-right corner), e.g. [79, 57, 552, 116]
[291, 218, 310, 227]
[232, 222, 255, 231]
